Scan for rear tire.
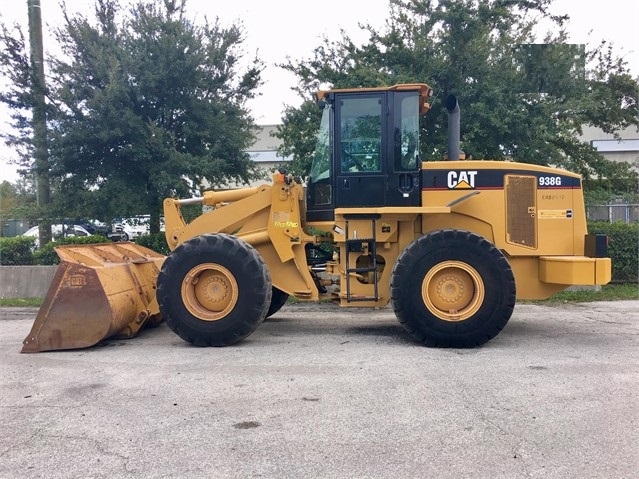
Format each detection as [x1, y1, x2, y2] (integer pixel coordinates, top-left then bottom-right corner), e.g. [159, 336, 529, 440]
[157, 234, 272, 347]
[266, 287, 289, 318]
[391, 229, 515, 347]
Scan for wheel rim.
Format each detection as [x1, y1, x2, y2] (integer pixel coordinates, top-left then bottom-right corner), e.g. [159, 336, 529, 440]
[421, 260, 485, 322]
[181, 263, 239, 321]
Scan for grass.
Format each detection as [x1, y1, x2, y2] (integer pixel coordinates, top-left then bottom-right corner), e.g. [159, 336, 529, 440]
[523, 283, 638, 304]
[0, 297, 44, 307]
[1, 284, 637, 308]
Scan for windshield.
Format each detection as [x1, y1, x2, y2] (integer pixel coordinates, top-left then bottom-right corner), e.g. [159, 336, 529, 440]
[309, 103, 331, 183]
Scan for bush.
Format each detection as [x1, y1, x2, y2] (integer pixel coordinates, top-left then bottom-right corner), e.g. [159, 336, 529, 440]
[0, 233, 168, 266]
[588, 221, 638, 282]
[32, 235, 110, 265]
[30, 233, 168, 265]
[0, 236, 36, 265]
[134, 232, 170, 256]
[32, 242, 61, 265]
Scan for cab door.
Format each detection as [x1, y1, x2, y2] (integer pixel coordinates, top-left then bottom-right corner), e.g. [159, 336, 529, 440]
[335, 93, 386, 208]
[385, 90, 421, 207]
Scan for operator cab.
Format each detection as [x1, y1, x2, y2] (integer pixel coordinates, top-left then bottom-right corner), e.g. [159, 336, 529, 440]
[306, 84, 431, 221]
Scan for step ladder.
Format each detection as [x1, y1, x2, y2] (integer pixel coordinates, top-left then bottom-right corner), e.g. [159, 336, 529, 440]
[344, 216, 379, 302]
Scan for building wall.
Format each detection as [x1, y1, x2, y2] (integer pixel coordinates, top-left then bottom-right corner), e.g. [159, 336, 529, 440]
[222, 124, 291, 189]
[579, 125, 639, 168]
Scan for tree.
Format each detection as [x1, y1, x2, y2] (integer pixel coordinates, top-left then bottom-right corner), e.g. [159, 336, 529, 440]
[0, 0, 264, 231]
[0, 179, 38, 227]
[274, 100, 324, 178]
[275, 0, 638, 188]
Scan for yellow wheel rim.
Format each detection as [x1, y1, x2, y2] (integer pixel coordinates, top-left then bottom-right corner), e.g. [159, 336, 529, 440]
[181, 263, 239, 321]
[421, 261, 484, 322]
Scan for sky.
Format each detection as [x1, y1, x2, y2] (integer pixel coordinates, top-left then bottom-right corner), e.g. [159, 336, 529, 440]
[0, 0, 638, 183]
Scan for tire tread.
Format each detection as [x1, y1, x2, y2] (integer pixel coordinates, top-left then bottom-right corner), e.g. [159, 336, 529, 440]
[391, 229, 516, 348]
[157, 233, 271, 347]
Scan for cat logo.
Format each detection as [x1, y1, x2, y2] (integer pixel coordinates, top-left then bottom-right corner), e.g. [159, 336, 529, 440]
[447, 170, 477, 189]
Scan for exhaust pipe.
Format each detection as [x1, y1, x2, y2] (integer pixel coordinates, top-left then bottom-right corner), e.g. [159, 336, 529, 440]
[446, 94, 460, 161]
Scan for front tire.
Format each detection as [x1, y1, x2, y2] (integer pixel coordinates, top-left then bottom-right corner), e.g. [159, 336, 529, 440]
[157, 234, 272, 347]
[391, 229, 515, 347]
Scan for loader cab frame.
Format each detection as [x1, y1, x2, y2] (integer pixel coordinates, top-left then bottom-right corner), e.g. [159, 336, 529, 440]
[306, 85, 428, 222]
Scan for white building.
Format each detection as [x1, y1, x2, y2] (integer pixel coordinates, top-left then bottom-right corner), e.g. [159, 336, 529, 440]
[211, 124, 291, 189]
[579, 125, 639, 167]
[245, 124, 291, 186]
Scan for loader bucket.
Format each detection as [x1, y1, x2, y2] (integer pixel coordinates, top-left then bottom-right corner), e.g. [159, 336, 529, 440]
[21, 243, 166, 353]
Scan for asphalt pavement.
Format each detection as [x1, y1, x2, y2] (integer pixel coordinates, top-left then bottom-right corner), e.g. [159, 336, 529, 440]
[1, 301, 638, 479]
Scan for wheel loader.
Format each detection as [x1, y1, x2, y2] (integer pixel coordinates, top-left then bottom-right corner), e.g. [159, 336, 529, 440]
[21, 83, 611, 353]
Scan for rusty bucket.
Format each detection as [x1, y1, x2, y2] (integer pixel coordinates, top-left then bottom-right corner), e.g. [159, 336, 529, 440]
[22, 242, 166, 352]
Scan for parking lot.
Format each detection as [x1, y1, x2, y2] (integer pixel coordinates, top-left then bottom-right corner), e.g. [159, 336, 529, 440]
[1, 301, 638, 479]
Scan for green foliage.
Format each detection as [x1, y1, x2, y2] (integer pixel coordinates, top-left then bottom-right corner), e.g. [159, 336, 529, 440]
[0, 236, 35, 265]
[179, 203, 207, 224]
[32, 235, 109, 265]
[0, 180, 38, 225]
[584, 179, 639, 206]
[278, 0, 638, 188]
[525, 283, 638, 303]
[0, 234, 108, 266]
[0, 232, 169, 266]
[588, 221, 638, 282]
[0, 182, 19, 222]
[0, 0, 264, 231]
[134, 232, 170, 255]
[274, 101, 324, 179]
[0, 297, 44, 307]
[31, 242, 60, 265]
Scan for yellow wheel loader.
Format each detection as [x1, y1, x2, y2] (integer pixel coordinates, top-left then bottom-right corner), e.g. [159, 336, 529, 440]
[22, 83, 612, 352]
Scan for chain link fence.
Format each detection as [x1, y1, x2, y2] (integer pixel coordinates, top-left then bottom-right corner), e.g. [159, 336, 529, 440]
[587, 204, 639, 223]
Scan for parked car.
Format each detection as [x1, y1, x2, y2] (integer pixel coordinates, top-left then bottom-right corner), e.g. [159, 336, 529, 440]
[72, 219, 110, 236]
[22, 224, 91, 247]
[110, 216, 164, 241]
